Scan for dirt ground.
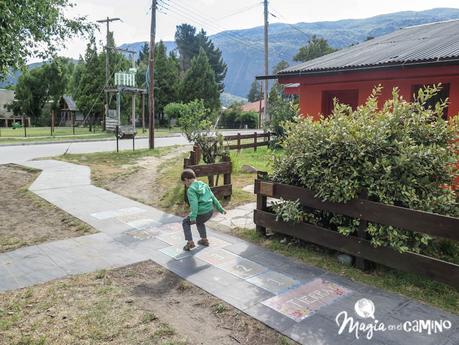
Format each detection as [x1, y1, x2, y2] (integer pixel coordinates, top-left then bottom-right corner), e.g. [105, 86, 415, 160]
[0, 164, 96, 253]
[0, 260, 296, 345]
[100, 147, 190, 207]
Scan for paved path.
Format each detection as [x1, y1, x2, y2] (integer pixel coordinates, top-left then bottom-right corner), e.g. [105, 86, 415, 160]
[0, 129, 265, 164]
[1, 160, 457, 345]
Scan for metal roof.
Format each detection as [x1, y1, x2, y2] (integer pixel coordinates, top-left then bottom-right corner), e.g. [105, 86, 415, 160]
[62, 95, 78, 111]
[279, 20, 459, 76]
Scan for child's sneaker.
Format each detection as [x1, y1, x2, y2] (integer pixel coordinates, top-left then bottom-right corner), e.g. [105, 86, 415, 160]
[183, 241, 195, 251]
[197, 238, 209, 247]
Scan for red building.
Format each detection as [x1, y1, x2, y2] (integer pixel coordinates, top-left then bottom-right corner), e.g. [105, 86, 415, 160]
[276, 20, 459, 120]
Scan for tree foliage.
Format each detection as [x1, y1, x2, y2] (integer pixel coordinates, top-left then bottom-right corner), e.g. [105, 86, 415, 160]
[271, 86, 459, 255]
[293, 35, 337, 62]
[8, 58, 71, 123]
[247, 80, 263, 102]
[180, 48, 220, 111]
[175, 24, 227, 92]
[0, 0, 93, 79]
[220, 103, 258, 129]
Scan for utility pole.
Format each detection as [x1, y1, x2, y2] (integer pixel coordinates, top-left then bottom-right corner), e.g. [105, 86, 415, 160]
[97, 17, 121, 130]
[148, 0, 157, 149]
[263, 0, 269, 124]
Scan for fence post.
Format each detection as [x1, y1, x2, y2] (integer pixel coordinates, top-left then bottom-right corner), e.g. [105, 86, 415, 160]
[222, 154, 232, 201]
[237, 132, 241, 153]
[254, 131, 257, 152]
[355, 190, 371, 270]
[255, 171, 268, 236]
[193, 144, 201, 164]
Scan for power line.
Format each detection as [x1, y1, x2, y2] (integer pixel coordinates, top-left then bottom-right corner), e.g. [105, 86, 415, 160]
[158, 1, 263, 52]
[159, 0, 265, 51]
[268, 7, 310, 38]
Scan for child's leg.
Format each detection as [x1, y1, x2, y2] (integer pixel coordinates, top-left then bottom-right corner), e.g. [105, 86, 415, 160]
[195, 211, 213, 239]
[182, 216, 193, 242]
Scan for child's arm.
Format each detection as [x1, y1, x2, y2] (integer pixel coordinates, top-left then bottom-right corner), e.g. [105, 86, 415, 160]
[187, 188, 199, 222]
[210, 189, 226, 214]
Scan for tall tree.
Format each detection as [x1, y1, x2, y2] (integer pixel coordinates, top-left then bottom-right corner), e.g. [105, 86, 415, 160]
[293, 35, 337, 62]
[196, 29, 227, 92]
[137, 42, 149, 65]
[175, 24, 227, 92]
[247, 80, 263, 102]
[73, 34, 129, 119]
[154, 41, 181, 117]
[0, 0, 93, 79]
[8, 58, 70, 123]
[181, 48, 220, 111]
[273, 60, 289, 74]
[175, 24, 200, 72]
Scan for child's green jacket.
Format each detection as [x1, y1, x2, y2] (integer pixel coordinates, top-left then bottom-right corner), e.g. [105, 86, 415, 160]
[187, 181, 225, 221]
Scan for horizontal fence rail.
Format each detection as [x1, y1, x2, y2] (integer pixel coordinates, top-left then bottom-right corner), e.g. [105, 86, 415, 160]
[253, 177, 459, 288]
[223, 132, 271, 152]
[254, 180, 459, 242]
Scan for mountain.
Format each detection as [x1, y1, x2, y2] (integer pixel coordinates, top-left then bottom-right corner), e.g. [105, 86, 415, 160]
[4, 8, 459, 97]
[120, 8, 459, 97]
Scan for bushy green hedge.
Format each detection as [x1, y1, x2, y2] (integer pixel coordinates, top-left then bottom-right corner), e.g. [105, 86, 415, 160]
[271, 86, 459, 254]
[220, 103, 258, 129]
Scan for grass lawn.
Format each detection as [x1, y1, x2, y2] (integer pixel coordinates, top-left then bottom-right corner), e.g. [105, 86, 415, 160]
[0, 127, 181, 145]
[0, 261, 294, 345]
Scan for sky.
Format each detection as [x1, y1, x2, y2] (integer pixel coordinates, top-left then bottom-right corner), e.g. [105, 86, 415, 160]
[52, 0, 459, 61]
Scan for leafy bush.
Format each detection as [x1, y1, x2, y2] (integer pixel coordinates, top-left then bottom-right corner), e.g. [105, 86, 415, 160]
[164, 102, 186, 125]
[271, 86, 459, 254]
[267, 86, 299, 146]
[178, 99, 223, 164]
[220, 103, 258, 128]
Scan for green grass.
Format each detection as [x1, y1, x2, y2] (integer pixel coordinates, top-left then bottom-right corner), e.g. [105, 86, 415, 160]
[0, 127, 181, 144]
[235, 228, 459, 314]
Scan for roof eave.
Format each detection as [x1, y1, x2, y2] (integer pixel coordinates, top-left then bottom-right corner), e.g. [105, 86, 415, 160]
[277, 58, 459, 79]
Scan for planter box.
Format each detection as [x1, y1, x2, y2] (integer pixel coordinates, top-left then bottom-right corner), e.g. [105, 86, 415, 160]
[253, 177, 459, 289]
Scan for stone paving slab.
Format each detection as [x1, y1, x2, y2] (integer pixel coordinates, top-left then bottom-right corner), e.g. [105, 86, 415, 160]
[1, 159, 457, 345]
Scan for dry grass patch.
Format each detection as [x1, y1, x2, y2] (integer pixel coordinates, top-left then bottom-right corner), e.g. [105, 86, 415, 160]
[0, 164, 95, 253]
[0, 261, 295, 345]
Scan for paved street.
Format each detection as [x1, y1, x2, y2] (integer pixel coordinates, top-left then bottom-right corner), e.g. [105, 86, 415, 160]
[1, 159, 457, 345]
[0, 129, 263, 164]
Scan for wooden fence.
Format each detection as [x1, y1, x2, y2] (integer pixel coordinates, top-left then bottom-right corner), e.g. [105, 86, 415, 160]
[183, 146, 232, 200]
[254, 172, 459, 288]
[223, 132, 271, 152]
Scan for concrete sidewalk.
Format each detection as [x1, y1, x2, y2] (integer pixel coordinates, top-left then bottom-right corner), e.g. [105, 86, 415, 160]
[0, 159, 457, 345]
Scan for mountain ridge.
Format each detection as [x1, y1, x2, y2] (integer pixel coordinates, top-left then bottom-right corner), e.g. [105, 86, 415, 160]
[120, 7, 459, 97]
[3, 8, 459, 98]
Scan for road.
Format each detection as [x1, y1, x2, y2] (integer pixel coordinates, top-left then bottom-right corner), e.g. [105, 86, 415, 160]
[0, 130, 264, 164]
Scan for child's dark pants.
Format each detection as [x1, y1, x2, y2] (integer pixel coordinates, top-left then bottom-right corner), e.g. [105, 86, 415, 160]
[182, 211, 213, 241]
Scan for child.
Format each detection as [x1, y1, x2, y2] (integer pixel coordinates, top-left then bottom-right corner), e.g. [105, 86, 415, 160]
[181, 168, 226, 251]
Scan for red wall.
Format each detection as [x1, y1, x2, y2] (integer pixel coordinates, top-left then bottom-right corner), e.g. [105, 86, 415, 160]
[279, 65, 459, 121]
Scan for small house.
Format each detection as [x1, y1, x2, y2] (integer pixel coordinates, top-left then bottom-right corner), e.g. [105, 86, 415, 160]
[274, 20, 459, 120]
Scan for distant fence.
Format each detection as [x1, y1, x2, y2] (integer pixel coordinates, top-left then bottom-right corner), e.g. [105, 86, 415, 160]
[183, 145, 232, 201]
[223, 132, 271, 152]
[253, 172, 459, 289]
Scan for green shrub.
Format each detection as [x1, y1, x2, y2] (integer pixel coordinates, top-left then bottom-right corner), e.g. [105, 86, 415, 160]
[164, 102, 186, 125]
[271, 86, 459, 255]
[220, 103, 258, 129]
[266, 87, 299, 146]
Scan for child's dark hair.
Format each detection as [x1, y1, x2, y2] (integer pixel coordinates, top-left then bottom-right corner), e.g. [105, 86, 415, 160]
[181, 169, 196, 181]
